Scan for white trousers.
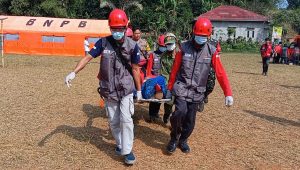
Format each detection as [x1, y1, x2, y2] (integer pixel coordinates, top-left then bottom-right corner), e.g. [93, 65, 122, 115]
[105, 93, 134, 155]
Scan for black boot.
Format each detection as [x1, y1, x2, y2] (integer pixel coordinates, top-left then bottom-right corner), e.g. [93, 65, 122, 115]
[163, 113, 171, 124]
[166, 140, 177, 154]
[197, 102, 205, 112]
[178, 142, 190, 153]
[204, 96, 208, 104]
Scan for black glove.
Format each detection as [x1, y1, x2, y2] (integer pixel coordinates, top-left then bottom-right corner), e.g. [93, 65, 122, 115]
[164, 90, 172, 99]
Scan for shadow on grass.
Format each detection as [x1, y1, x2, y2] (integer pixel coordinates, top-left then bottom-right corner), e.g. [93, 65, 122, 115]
[82, 104, 106, 127]
[133, 104, 170, 154]
[279, 85, 300, 89]
[234, 71, 261, 75]
[244, 110, 300, 127]
[75, 60, 100, 64]
[39, 103, 170, 161]
[38, 125, 121, 162]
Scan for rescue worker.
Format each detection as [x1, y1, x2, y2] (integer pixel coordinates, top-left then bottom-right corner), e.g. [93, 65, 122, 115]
[146, 34, 167, 122]
[274, 42, 282, 64]
[288, 43, 295, 64]
[295, 39, 300, 65]
[132, 27, 151, 59]
[132, 27, 150, 84]
[64, 9, 142, 165]
[165, 18, 233, 154]
[288, 42, 299, 65]
[281, 43, 288, 64]
[145, 33, 178, 123]
[260, 38, 272, 76]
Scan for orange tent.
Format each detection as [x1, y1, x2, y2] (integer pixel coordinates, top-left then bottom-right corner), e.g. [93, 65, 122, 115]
[0, 15, 110, 57]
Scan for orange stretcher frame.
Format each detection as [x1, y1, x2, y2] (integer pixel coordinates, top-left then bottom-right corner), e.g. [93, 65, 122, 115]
[0, 15, 111, 57]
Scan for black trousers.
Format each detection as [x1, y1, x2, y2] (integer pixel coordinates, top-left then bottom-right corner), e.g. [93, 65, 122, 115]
[274, 54, 281, 63]
[170, 98, 198, 143]
[262, 57, 270, 73]
[149, 102, 172, 117]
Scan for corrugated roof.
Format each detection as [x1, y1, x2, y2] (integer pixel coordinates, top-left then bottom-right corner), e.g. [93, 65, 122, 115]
[0, 15, 110, 35]
[198, 5, 269, 22]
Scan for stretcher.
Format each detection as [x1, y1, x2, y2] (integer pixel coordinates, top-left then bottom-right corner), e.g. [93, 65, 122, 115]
[140, 98, 171, 103]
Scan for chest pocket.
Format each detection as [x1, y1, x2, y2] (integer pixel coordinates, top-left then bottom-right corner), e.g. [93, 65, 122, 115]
[193, 56, 211, 86]
[181, 53, 194, 78]
[153, 57, 161, 69]
[100, 50, 115, 82]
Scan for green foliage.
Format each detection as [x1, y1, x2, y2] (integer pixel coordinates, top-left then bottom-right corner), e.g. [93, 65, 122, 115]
[0, 0, 299, 42]
[9, 0, 30, 16]
[39, 0, 67, 17]
[271, 8, 300, 35]
[221, 37, 261, 53]
[227, 27, 236, 38]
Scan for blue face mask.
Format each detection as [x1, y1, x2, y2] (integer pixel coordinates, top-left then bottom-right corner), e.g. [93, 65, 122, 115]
[194, 35, 208, 45]
[159, 46, 167, 52]
[112, 31, 125, 40]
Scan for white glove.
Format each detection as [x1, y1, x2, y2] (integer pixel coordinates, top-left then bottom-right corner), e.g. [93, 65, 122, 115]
[225, 96, 233, 107]
[137, 91, 143, 100]
[65, 72, 76, 88]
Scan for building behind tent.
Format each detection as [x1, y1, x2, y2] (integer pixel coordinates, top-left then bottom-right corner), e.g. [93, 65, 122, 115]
[0, 15, 110, 57]
[197, 5, 270, 42]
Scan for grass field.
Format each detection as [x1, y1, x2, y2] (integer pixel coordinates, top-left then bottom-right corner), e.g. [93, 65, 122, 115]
[0, 53, 299, 169]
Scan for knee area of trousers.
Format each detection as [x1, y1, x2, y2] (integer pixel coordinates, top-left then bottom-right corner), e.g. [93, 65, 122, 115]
[109, 121, 120, 128]
[176, 107, 188, 116]
[120, 117, 133, 124]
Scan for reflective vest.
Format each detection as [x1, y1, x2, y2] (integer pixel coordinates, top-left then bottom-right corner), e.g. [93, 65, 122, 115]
[152, 52, 162, 76]
[98, 36, 136, 101]
[172, 40, 216, 102]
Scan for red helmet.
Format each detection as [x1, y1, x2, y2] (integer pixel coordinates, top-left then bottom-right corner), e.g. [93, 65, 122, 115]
[193, 18, 212, 36]
[126, 28, 133, 37]
[108, 9, 128, 28]
[157, 35, 165, 46]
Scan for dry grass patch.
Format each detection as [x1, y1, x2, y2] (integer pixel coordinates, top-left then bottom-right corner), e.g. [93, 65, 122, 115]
[0, 53, 299, 169]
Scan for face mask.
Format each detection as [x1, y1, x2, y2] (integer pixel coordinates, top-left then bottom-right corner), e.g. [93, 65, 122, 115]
[112, 31, 125, 40]
[159, 46, 167, 52]
[166, 43, 176, 51]
[194, 35, 208, 45]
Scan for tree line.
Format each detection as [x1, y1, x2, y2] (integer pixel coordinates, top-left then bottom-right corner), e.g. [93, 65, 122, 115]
[0, 0, 299, 38]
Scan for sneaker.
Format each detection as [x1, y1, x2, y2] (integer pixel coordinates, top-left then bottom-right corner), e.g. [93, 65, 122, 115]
[179, 142, 190, 153]
[124, 152, 136, 165]
[115, 146, 121, 156]
[166, 140, 177, 154]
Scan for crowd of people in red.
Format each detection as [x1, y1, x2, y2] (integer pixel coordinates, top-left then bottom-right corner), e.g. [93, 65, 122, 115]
[271, 39, 300, 65]
[260, 37, 300, 76]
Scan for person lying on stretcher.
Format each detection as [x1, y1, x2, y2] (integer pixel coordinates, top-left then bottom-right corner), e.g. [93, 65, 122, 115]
[142, 33, 179, 123]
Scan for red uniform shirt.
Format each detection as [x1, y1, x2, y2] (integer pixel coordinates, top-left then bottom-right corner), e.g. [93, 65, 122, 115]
[260, 43, 272, 57]
[274, 45, 282, 55]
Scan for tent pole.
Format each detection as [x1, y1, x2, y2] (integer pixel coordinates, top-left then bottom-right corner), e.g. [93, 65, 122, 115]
[0, 18, 7, 68]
